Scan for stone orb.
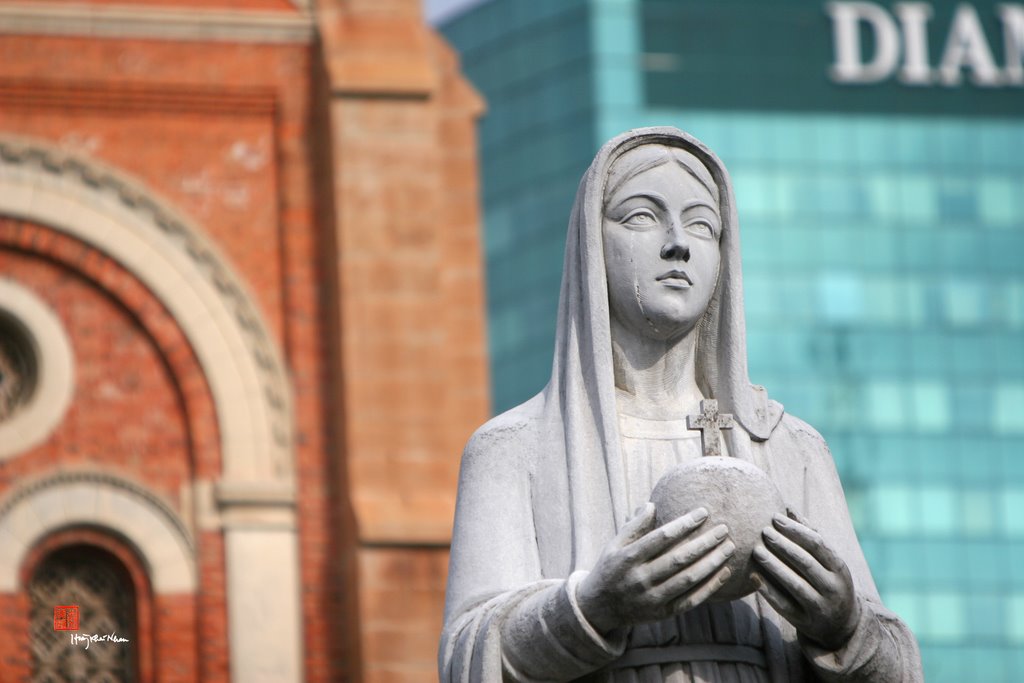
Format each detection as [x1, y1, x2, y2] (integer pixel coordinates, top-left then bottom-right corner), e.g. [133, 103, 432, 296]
[650, 456, 785, 602]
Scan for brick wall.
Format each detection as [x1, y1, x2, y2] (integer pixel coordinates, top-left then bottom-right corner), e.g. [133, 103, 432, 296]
[0, 220, 214, 680]
[0, 26, 327, 680]
[0, 1, 488, 679]
[317, 1, 489, 679]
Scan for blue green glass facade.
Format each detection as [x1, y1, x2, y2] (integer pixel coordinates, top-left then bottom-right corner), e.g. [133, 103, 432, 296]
[443, 2, 1024, 680]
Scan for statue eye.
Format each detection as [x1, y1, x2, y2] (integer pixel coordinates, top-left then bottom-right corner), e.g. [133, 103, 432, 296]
[687, 220, 715, 238]
[623, 210, 657, 228]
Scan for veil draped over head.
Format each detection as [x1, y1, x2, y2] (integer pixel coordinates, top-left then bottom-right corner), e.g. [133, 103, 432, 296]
[533, 127, 784, 573]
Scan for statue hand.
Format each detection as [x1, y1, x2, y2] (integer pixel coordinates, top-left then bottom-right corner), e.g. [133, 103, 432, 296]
[752, 510, 861, 651]
[577, 503, 735, 635]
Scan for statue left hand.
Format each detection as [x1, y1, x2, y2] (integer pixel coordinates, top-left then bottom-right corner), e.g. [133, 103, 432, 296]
[751, 510, 861, 651]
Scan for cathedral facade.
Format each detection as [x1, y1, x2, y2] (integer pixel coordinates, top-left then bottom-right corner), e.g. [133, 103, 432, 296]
[0, 1, 489, 681]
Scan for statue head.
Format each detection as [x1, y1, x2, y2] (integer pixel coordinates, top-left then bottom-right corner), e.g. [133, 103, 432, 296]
[601, 144, 723, 342]
[549, 127, 779, 453]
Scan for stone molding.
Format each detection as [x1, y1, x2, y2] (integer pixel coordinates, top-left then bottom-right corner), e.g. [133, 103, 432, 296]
[0, 279, 75, 459]
[0, 469, 196, 593]
[0, 136, 295, 490]
[0, 2, 313, 44]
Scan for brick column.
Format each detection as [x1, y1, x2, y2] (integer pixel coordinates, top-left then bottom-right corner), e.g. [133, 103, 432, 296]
[316, 1, 490, 679]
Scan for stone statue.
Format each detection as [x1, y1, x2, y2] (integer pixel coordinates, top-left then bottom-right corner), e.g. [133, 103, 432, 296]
[440, 128, 924, 682]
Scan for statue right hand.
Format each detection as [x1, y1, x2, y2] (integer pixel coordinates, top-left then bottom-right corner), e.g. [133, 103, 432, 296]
[576, 503, 735, 635]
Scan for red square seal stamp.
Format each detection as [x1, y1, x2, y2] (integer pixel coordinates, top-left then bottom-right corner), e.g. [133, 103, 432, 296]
[53, 605, 79, 631]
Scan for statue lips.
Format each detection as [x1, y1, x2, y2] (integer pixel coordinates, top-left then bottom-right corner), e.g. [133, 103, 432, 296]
[655, 269, 693, 289]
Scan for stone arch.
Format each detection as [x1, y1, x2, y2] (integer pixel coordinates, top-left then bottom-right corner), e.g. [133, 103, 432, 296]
[0, 136, 294, 487]
[0, 470, 195, 593]
[0, 136, 303, 681]
[0, 220, 224, 485]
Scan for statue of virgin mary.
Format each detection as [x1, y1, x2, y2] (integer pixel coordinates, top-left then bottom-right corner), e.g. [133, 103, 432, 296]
[440, 127, 923, 682]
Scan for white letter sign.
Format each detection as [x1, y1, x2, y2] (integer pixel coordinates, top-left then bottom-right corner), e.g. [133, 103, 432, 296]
[827, 1, 902, 82]
[827, 1, 1024, 87]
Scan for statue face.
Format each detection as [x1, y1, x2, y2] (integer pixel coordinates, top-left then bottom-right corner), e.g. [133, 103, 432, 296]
[602, 150, 722, 341]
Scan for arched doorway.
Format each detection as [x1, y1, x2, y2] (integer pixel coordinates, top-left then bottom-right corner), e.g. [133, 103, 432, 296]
[29, 545, 138, 683]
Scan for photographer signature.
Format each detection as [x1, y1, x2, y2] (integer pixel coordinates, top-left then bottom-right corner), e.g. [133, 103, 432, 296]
[69, 632, 130, 650]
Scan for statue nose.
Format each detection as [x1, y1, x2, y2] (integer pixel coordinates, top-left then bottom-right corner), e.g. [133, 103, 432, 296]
[661, 226, 690, 261]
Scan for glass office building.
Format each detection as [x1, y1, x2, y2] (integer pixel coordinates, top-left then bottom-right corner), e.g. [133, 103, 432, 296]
[443, 1, 1024, 680]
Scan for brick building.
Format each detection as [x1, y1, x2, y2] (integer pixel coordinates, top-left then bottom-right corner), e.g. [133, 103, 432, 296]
[0, 1, 489, 681]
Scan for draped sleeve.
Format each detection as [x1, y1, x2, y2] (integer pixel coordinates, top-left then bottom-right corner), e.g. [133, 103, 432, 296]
[440, 404, 627, 682]
[765, 415, 924, 683]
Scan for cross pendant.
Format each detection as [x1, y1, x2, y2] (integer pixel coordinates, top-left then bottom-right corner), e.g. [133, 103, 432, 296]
[686, 399, 734, 458]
